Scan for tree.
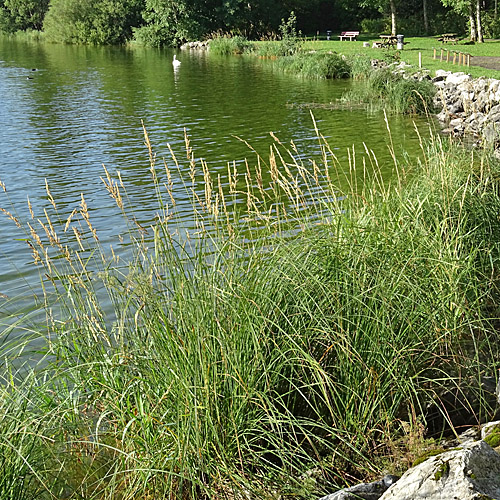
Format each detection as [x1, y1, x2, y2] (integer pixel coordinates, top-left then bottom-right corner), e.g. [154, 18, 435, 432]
[440, 0, 483, 41]
[360, 0, 399, 35]
[0, 0, 49, 32]
[423, 0, 429, 33]
[133, 0, 199, 46]
[43, 0, 143, 44]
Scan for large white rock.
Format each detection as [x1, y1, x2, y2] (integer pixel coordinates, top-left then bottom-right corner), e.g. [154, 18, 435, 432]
[446, 72, 471, 85]
[379, 441, 500, 500]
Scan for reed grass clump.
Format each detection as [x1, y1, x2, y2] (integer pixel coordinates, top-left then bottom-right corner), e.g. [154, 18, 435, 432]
[275, 52, 352, 79]
[209, 34, 252, 55]
[342, 67, 437, 114]
[1, 124, 500, 499]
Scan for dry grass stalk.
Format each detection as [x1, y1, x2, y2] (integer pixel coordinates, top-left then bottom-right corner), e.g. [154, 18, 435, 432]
[0, 207, 21, 228]
[101, 165, 124, 210]
[80, 194, 98, 242]
[27, 197, 35, 219]
[45, 179, 57, 210]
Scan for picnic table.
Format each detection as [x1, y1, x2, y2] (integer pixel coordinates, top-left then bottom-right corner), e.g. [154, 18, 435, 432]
[438, 33, 459, 43]
[378, 35, 397, 48]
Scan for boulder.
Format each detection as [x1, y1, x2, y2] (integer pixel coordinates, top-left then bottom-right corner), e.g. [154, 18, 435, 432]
[435, 69, 451, 78]
[379, 441, 500, 500]
[446, 72, 471, 85]
[319, 475, 399, 500]
[483, 123, 500, 144]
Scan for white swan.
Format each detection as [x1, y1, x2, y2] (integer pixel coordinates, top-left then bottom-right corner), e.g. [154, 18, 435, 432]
[172, 54, 181, 67]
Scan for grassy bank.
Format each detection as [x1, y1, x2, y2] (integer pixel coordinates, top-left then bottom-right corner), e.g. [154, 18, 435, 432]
[302, 36, 500, 79]
[210, 34, 500, 80]
[1, 126, 500, 499]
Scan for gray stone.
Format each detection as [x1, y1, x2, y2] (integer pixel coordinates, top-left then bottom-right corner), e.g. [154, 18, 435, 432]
[488, 104, 500, 115]
[319, 475, 399, 500]
[435, 69, 451, 78]
[379, 440, 500, 500]
[446, 72, 471, 85]
[448, 101, 464, 114]
[449, 117, 464, 129]
[483, 123, 500, 144]
[487, 112, 500, 124]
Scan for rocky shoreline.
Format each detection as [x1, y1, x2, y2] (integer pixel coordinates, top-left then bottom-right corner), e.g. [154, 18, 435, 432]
[382, 60, 500, 156]
[433, 69, 500, 156]
[319, 420, 500, 500]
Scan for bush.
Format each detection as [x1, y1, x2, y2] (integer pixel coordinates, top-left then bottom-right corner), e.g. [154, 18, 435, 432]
[343, 68, 436, 114]
[275, 52, 351, 79]
[209, 34, 252, 55]
[360, 17, 389, 34]
[482, 11, 500, 39]
[43, 0, 142, 45]
[2, 127, 500, 498]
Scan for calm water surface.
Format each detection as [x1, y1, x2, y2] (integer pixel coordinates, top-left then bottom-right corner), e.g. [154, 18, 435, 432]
[0, 38, 434, 300]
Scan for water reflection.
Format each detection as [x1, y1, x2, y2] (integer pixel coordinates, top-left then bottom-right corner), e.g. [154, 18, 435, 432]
[0, 37, 434, 302]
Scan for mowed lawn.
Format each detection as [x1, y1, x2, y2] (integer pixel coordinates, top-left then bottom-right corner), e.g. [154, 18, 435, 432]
[303, 35, 500, 78]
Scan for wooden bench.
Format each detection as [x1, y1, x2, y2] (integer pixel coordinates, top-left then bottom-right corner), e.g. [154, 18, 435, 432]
[339, 31, 359, 41]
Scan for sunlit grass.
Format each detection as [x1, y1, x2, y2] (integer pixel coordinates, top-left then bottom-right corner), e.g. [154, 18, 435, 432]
[302, 37, 500, 79]
[1, 121, 500, 499]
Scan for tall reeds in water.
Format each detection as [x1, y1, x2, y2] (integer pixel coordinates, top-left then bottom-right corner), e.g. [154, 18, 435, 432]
[1, 121, 500, 500]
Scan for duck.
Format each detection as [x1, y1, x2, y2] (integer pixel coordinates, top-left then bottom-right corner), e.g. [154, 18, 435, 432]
[172, 54, 181, 67]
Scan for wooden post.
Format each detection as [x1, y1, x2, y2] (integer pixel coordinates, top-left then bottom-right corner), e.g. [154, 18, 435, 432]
[446, 49, 449, 62]
[419, 52, 422, 68]
[440, 48, 443, 61]
[453, 52, 456, 64]
[433, 47, 436, 60]
[467, 53, 471, 66]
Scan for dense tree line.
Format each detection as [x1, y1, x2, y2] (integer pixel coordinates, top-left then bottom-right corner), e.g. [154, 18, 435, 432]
[0, 0, 499, 46]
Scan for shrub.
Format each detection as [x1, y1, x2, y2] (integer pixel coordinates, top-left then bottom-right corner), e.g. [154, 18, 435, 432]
[1, 127, 500, 498]
[343, 68, 436, 114]
[276, 52, 351, 79]
[209, 34, 252, 55]
[360, 17, 389, 35]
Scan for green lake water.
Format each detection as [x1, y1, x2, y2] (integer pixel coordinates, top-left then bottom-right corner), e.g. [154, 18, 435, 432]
[0, 37, 435, 301]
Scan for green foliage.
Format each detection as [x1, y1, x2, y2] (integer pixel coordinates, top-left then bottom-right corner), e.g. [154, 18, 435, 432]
[275, 51, 351, 78]
[433, 461, 450, 481]
[343, 68, 436, 114]
[348, 54, 374, 80]
[208, 34, 251, 55]
[484, 428, 500, 448]
[278, 10, 300, 55]
[360, 16, 388, 34]
[482, 11, 500, 39]
[43, 0, 143, 45]
[2, 126, 500, 497]
[0, 0, 49, 33]
[134, 0, 202, 47]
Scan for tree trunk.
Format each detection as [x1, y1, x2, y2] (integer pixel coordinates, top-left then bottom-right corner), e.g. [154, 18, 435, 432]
[476, 0, 484, 42]
[423, 0, 429, 34]
[469, 2, 476, 41]
[390, 0, 397, 35]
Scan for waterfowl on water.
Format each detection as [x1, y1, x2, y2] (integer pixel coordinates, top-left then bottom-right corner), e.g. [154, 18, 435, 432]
[172, 54, 181, 67]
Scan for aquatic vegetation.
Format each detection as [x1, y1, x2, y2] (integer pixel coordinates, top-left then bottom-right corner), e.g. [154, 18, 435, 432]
[275, 51, 352, 79]
[342, 67, 437, 114]
[209, 34, 252, 55]
[0, 125, 500, 499]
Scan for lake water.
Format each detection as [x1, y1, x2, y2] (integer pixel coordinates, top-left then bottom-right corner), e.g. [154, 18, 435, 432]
[0, 37, 434, 303]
